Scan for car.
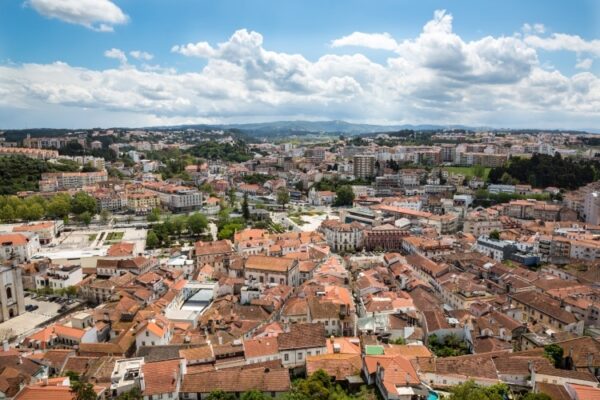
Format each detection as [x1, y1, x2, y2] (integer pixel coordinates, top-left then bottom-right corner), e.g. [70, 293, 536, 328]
[24, 292, 31, 297]
[25, 305, 33, 311]
[29, 305, 39, 311]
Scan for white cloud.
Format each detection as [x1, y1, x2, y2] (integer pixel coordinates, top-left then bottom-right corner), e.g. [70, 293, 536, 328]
[130, 50, 154, 61]
[104, 48, 127, 65]
[26, 0, 128, 32]
[331, 32, 398, 51]
[576, 58, 593, 70]
[524, 33, 600, 57]
[522, 23, 546, 34]
[2, 10, 599, 129]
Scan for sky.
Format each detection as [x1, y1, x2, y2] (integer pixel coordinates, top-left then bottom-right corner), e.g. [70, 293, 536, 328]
[0, 0, 599, 129]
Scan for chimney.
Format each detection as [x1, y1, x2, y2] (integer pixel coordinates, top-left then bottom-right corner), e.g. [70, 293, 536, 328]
[2, 340, 8, 352]
[218, 335, 223, 345]
[588, 353, 594, 369]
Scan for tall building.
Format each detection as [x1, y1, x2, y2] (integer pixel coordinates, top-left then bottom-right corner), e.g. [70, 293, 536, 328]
[353, 155, 376, 179]
[584, 191, 600, 225]
[0, 266, 25, 322]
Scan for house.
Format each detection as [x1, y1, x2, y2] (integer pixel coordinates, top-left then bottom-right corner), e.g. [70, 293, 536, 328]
[35, 264, 83, 291]
[14, 379, 105, 400]
[194, 240, 233, 271]
[141, 359, 185, 400]
[0, 233, 40, 263]
[243, 337, 281, 364]
[13, 221, 62, 245]
[374, 355, 428, 400]
[180, 366, 291, 399]
[277, 323, 327, 368]
[244, 255, 300, 287]
[509, 290, 585, 335]
[135, 317, 173, 347]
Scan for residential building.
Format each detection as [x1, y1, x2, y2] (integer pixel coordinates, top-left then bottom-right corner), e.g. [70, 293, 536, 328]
[244, 255, 300, 287]
[0, 232, 41, 262]
[319, 220, 364, 252]
[278, 323, 327, 368]
[353, 155, 376, 179]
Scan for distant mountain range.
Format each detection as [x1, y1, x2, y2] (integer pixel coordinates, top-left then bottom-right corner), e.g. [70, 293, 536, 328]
[152, 120, 490, 136]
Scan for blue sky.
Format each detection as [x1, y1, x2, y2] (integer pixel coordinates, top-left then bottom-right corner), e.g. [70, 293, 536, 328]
[0, 0, 599, 129]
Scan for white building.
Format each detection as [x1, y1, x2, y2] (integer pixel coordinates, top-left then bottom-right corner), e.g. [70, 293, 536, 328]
[0, 266, 25, 322]
[584, 191, 600, 225]
[36, 264, 83, 290]
[319, 220, 364, 252]
[135, 317, 173, 348]
[0, 232, 41, 263]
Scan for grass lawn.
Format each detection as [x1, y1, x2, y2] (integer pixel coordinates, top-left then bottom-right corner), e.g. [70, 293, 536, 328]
[289, 216, 307, 226]
[88, 233, 97, 242]
[443, 166, 490, 180]
[105, 231, 124, 241]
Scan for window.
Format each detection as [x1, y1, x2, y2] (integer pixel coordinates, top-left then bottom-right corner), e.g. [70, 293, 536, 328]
[298, 353, 303, 360]
[270, 277, 274, 283]
[146, 331, 149, 337]
[284, 353, 289, 361]
[307, 351, 311, 356]
[5, 287, 11, 300]
[142, 341, 146, 346]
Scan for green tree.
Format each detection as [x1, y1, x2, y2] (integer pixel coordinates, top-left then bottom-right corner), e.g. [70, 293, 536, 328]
[71, 192, 97, 215]
[448, 381, 509, 400]
[116, 387, 143, 400]
[543, 344, 564, 368]
[147, 207, 161, 222]
[172, 215, 188, 236]
[242, 192, 250, 220]
[227, 188, 237, 207]
[100, 209, 111, 224]
[187, 213, 208, 236]
[70, 380, 98, 400]
[78, 211, 92, 226]
[64, 371, 80, 382]
[334, 185, 355, 206]
[473, 164, 485, 179]
[489, 230, 500, 240]
[48, 194, 72, 219]
[518, 394, 551, 400]
[0, 205, 15, 222]
[206, 390, 236, 400]
[276, 187, 290, 210]
[146, 230, 159, 249]
[64, 286, 78, 297]
[240, 390, 268, 400]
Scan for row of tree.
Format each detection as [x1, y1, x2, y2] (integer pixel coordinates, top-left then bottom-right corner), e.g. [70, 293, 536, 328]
[0, 192, 98, 223]
[146, 212, 209, 248]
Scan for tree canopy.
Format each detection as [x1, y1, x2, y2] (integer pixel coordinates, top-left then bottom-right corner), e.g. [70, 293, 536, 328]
[489, 153, 597, 189]
[334, 185, 355, 206]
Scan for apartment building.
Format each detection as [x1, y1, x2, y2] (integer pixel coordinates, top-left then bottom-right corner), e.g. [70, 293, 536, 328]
[0, 147, 58, 160]
[39, 171, 108, 191]
[319, 220, 365, 252]
[353, 155, 376, 179]
[142, 182, 202, 212]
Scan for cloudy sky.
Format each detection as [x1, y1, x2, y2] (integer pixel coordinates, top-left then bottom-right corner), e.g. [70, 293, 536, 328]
[0, 0, 599, 129]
